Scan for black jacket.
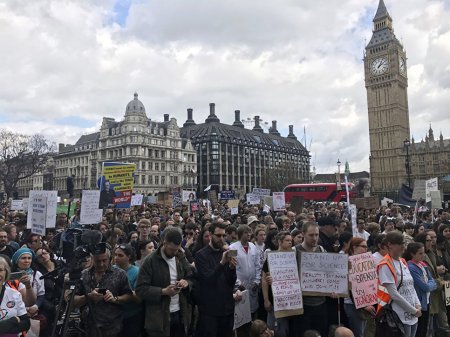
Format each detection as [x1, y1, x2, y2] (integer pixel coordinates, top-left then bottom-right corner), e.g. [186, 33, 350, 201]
[194, 245, 237, 316]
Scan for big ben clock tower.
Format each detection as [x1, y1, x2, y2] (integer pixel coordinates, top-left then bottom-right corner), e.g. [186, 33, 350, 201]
[364, 0, 410, 195]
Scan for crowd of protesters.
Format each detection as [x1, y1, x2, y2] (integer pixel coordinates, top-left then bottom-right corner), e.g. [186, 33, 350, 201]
[0, 199, 449, 337]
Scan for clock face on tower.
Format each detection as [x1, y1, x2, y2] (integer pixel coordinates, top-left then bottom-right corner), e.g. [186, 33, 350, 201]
[399, 56, 406, 76]
[370, 57, 389, 76]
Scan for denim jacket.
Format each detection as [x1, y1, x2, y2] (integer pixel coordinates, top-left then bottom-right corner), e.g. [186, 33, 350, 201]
[407, 260, 437, 310]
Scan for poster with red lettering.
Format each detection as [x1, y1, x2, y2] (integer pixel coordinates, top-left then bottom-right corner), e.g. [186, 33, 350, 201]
[348, 252, 378, 309]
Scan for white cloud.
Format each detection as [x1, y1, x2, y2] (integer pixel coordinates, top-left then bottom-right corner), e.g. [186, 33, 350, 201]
[0, 0, 449, 175]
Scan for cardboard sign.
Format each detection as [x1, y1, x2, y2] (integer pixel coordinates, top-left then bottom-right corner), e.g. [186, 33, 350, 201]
[172, 192, 183, 208]
[267, 251, 303, 318]
[351, 197, 379, 210]
[182, 190, 196, 202]
[10, 200, 23, 211]
[246, 193, 260, 205]
[348, 253, 378, 309]
[131, 194, 144, 206]
[228, 199, 240, 208]
[27, 191, 57, 229]
[430, 190, 442, 209]
[273, 192, 286, 211]
[300, 252, 349, 297]
[262, 196, 273, 208]
[80, 190, 102, 224]
[290, 196, 304, 214]
[426, 177, 438, 203]
[445, 281, 450, 306]
[30, 195, 47, 236]
[209, 190, 218, 208]
[233, 290, 252, 329]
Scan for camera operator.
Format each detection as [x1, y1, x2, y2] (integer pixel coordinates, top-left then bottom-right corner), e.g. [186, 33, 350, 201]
[73, 242, 133, 337]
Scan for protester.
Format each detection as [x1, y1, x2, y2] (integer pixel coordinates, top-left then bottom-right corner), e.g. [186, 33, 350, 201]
[405, 242, 437, 337]
[376, 231, 421, 337]
[194, 222, 237, 337]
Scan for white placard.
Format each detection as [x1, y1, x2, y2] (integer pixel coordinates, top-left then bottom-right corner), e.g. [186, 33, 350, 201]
[268, 251, 303, 313]
[426, 177, 438, 203]
[27, 191, 57, 229]
[300, 252, 349, 296]
[273, 192, 286, 211]
[10, 200, 23, 210]
[349, 204, 357, 235]
[131, 194, 144, 206]
[80, 190, 102, 224]
[349, 253, 378, 309]
[30, 195, 47, 236]
[430, 190, 442, 209]
[233, 290, 251, 329]
[182, 190, 197, 202]
[252, 188, 271, 196]
[246, 193, 260, 205]
[22, 198, 29, 212]
[231, 207, 239, 215]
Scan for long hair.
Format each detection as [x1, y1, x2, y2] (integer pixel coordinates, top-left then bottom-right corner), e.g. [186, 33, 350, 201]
[345, 237, 365, 255]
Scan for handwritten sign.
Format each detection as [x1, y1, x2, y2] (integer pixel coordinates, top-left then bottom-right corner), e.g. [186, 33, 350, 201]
[233, 290, 251, 329]
[267, 251, 303, 318]
[10, 200, 23, 210]
[273, 192, 286, 211]
[445, 282, 450, 306]
[300, 252, 349, 296]
[131, 194, 143, 206]
[27, 191, 57, 229]
[30, 196, 47, 236]
[246, 193, 260, 205]
[349, 253, 378, 309]
[80, 190, 102, 224]
[426, 177, 438, 203]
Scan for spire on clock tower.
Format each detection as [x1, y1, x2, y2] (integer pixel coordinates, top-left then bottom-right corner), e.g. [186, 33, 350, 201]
[374, 0, 391, 22]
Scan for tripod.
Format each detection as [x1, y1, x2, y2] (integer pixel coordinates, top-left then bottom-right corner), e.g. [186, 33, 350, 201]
[51, 278, 103, 337]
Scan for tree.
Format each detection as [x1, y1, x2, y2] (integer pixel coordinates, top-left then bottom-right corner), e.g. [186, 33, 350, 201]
[0, 129, 55, 199]
[261, 161, 307, 192]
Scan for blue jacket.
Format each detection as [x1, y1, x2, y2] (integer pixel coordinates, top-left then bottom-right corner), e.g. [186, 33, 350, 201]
[408, 261, 437, 310]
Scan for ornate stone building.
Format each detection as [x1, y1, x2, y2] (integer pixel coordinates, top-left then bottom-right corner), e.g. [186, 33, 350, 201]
[365, 1, 450, 201]
[53, 93, 197, 197]
[180, 104, 310, 195]
[364, 0, 410, 195]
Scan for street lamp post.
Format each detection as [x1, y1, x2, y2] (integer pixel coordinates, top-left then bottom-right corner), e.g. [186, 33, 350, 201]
[336, 159, 342, 191]
[403, 139, 411, 188]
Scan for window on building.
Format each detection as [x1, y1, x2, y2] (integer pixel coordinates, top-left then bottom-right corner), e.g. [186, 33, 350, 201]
[155, 163, 159, 171]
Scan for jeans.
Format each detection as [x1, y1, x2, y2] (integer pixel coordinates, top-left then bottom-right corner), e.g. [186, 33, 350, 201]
[404, 323, 418, 337]
[266, 310, 289, 337]
[343, 303, 367, 337]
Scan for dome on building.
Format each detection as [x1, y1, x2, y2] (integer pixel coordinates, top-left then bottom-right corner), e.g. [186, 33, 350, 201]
[125, 93, 146, 116]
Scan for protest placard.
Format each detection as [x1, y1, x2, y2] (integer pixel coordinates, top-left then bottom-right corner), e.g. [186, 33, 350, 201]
[101, 162, 136, 208]
[267, 251, 303, 318]
[27, 191, 57, 229]
[246, 193, 260, 205]
[173, 192, 183, 208]
[445, 281, 450, 306]
[290, 196, 304, 214]
[348, 253, 378, 309]
[22, 198, 29, 213]
[80, 190, 102, 224]
[233, 290, 251, 329]
[300, 252, 348, 297]
[182, 190, 197, 202]
[10, 200, 23, 210]
[252, 188, 270, 196]
[30, 195, 47, 236]
[349, 204, 357, 235]
[273, 192, 286, 211]
[426, 177, 438, 203]
[231, 207, 239, 215]
[131, 194, 144, 206]
[228, 199, 240, 209]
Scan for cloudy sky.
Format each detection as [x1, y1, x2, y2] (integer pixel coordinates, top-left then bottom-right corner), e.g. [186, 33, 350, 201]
[1, 0, 449, 174]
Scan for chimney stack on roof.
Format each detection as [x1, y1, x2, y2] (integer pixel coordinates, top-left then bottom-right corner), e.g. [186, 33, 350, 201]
[205, 102, 220, 123]
[269, 120, 281, 136]
[287, 125, 297, 140]
[232, 110, 244, 128]
[183, 108, 196, 127]
[164, 114, 169, 122]
[252, 116, 264, 133]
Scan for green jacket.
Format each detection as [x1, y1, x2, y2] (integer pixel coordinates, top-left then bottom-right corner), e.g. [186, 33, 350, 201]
[136, 246, 194, 337]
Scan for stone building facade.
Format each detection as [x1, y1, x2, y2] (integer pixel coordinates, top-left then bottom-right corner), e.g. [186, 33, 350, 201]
[53, 93, 197, 197]
[365, 1, 450, 199]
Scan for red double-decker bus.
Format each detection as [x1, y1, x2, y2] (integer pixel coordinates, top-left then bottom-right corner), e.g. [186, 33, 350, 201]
[283, 183, 356, 203]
